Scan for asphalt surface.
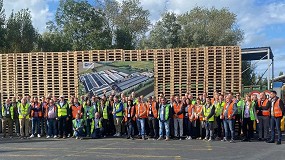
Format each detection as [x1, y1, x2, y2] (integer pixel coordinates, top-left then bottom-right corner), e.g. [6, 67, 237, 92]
[0, 136, 285, 160]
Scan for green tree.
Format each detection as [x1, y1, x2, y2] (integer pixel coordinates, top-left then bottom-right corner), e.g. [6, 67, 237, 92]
[6, 9, 38, 53]
[140, 12, 181, 49]
[37, 31, 72, 52]
[0, 0, 5, 52]
[54, 0, 112, 50]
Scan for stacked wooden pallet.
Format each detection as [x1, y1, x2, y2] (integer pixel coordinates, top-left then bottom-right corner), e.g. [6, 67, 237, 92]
[0, 46, 241, 101]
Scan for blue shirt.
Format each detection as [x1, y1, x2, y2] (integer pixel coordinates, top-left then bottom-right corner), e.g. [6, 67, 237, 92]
[160, 105, 165, 121]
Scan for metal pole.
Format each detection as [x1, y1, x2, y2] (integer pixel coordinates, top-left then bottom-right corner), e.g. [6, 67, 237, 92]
[272, 55, 274, 88]
[267, 48, 270, 90]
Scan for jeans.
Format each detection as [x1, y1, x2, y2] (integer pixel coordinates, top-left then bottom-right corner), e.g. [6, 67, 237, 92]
[91, 128, 103, 139]
[137, 118, 145, 136]
[258, 116, 270, 139]
[14, 118, 20, 134]
[174, 118, 183, 137]
[235, 114, 242, 136]
[184, 118, 192, 137]
[205, 121, 214, 139]
[47, 119, 57, 137]
[223, 119, 235, 140]
[215, 117, 223, 138]
[148, 117, 158, 138]
[126, 120, 134, 137]
[32, 117, 41, 135]
[74, 128, 84, 137]
[58, 116, 67, 137]
[159, 120, 170, 137]
[41, 119, 48, 135]
[270, 117, 282, 142]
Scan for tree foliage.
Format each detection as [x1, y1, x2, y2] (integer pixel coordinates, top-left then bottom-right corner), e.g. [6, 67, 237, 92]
[0, 0, 5, 52]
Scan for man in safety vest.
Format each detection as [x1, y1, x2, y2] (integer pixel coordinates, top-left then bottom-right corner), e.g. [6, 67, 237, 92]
[1, 98, 15, 138]
[221, 93, 237, 143]
[56, 95, 70, 139]
[267, 90, 285, 145]
[72, 113, 84, 140]
[202, 97, 216, 141]
[112, 95, 123, 137]
[256, 92, 271, 141]
[146, 96, 159, 140]
[173, 96, 185, 140]
[71, 98, 84, 120]
[235, 93, 244, 139]
[30, 97, 43, 138]
[18, 98, 31, 139]
[214, 94, 225, 140]
[135, 96, 147, 140]
[91, 112, 103, 139]
[157, 97, 171, 141]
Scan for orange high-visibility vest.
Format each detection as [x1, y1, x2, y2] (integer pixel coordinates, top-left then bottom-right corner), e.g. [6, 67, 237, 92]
[195, 105, 203, 121]
[257, 99, 270, 116]
[273, 99, 283, 118]
[124, 106, 136, 122]
[136, 103, 147, 119]
[173, 102, 183, 119]
[188, 104, 194, 118]
[31, 102, 42, 118]
[222, 102, 235, 120]
[146, 101, 158, 118]
[72, 104, 83, 119]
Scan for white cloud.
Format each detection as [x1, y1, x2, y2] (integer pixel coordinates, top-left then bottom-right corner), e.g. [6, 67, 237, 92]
[3, 0, 54, 33]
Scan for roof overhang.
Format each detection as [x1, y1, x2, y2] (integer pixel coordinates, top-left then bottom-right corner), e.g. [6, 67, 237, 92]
[241, 47, 273, 61]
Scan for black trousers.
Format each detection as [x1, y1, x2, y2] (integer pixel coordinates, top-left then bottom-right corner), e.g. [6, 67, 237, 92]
[242, 118, 254, 140]
[58, 116, 67, 137]
[148, 117, 158, 138]
[102, 119, 109, 136]
[215, 117, 223, 138]
[235, 114, 242, 137]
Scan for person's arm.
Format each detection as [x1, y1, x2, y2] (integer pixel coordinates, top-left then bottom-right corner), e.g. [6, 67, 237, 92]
[177, 104, 185, 115]
[207, 105, 215, 120]
[253, 105, 259, 122]
[231, 103, 238, 117]
[115, 103, 123, 113]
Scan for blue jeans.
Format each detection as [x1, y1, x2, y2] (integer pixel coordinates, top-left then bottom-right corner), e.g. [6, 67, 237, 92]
[159, 120, 170, 137]
[137, 118, 145, 136]
[223, 119, 235, 140]
[74, 128, 84, 137]
[270, 117, 282, 142]
[32, 117, 41, 135]
[47, 119, 57, 137]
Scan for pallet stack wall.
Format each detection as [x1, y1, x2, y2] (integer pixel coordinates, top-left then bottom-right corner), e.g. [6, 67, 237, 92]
[0, 46, 241, 101]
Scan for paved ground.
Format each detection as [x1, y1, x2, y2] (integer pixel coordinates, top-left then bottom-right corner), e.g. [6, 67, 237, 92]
[0, 136, 285, 160]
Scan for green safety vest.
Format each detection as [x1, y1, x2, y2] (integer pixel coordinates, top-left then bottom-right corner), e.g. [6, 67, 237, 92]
[72, 119, 85, 131]
[242, 101, 256, 121]
[57, 102, 68, 117]
[18, 103, 30, 119]
[203, 105, 215, 121]
[90, 118, 102, 134]
[158, 104, 170, 121]
[114, 103, 123, 117]
[2, 104, 15, 119]
[215, 101, 225, 117]
[191, 100, 196, 105]
[102, 101, 109, 120]
[83, 105, 95, 119]
[237, 100, 245, 114]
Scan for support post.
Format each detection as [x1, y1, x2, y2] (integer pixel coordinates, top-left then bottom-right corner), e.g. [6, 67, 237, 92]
[267, 48, 271, 90]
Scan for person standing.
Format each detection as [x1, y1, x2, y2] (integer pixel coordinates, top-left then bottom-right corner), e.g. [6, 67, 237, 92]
[184, 98, 194, 140]
[241, 94, 259, 142]
[46, 99, 58, 138]
[221, 94, 237, 143]
[146, 96, 159, 140]
[18, 98, 31, 139]
[56, 95, 69, 139]
[173, 96, 185, 140]
[112, 95, 124, 137]
[12, 97, 20, 137]
[1, 99, 14, 138]
[256, 92, 270, 141]
[71, 98, 84, 120]
[214, 94, 225, 140]
[157, 97, 171, 141]
[193, 98, 205, 140]
[267, 90, 285, 145]
[83, 100, 95, 137]
[202, 97, 215, 141]
[30, 97, 43, 138]
[235, 93, 244, 139]
[124, 99, 136, 140]
[135, 96, 147, 140]
[41, 96, 49, 137]
[101, 98, 110, 137]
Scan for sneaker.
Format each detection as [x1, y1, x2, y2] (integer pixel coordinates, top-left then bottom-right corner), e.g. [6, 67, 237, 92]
[46, 136, 50, 139]
[157, 136, 163, 140]
[17, 133, 20, 137]
[188, 136, 192, 140]
[142, 136, 146, 140]
[131, 137, 135, 140]
[113, 133, 118, 137]
[230, 139, 235, 143]
[165, 137, 170, 141]
[179, 138, 182, 140]
[76, 137, 79, 139]
[54, 135, 58, 138]
[67, 134, 71, 138]
[63, 136, 66, 139]
[30, 134, 35, 138]
[204, 138, 208, 141]
[37, 134, 41, 138]
[208, 138, 213, 142]
[221, 138, 227, 142]
[197, 137, 202, 140]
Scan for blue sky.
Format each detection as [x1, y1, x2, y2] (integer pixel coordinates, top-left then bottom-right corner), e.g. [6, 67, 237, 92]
[3, 0, 285, 77]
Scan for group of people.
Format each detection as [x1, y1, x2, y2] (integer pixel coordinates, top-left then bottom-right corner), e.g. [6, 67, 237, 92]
[0, 90, 284, 145]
